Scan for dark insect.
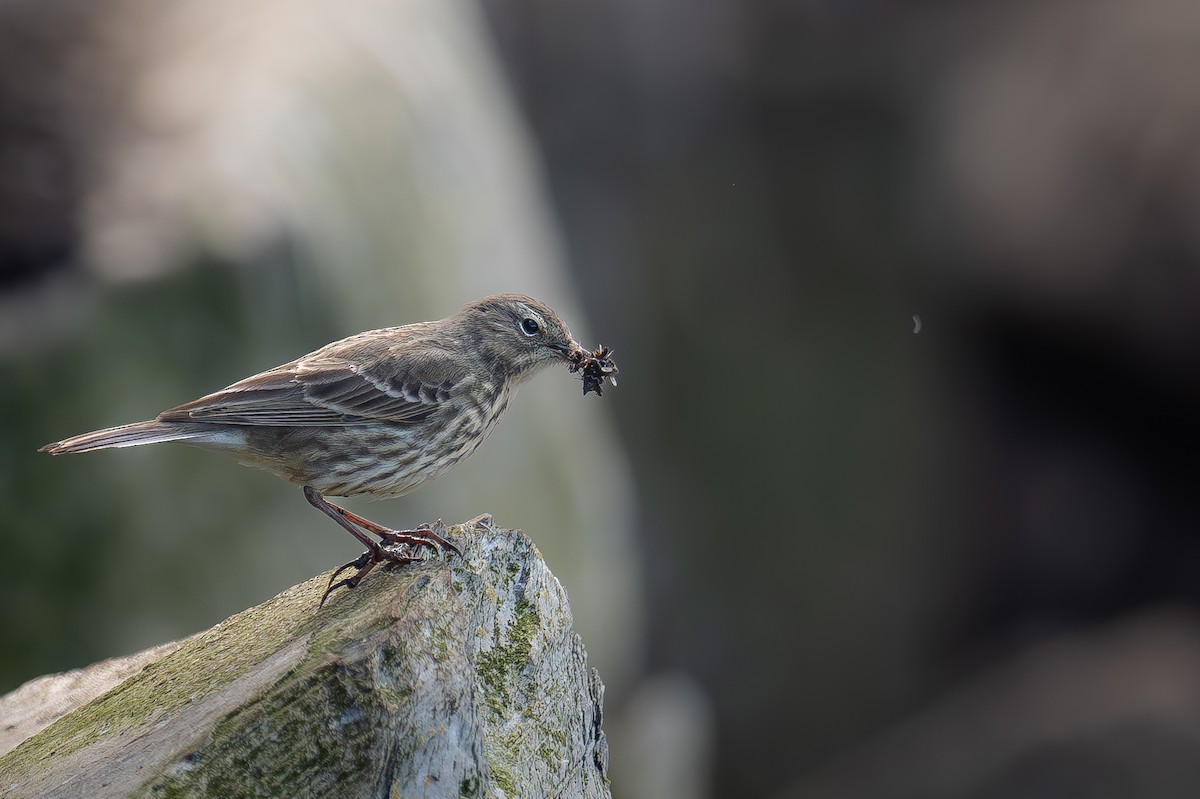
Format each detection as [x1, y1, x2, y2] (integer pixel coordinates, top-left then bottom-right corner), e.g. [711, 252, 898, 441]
[568, 344, 619, 397]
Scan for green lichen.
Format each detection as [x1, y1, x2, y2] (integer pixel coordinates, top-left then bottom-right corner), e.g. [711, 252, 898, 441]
[374, 642, 415, 710]
[491, 763, 517, 795]
[475, 597, 546, 794]
[0, 576, 326, 782]
[504, 558, 521, 585]
[134, 564, 442, 798]
[475, 599, 539, 714]
[143, 659, 378, 798]
[0, 560, 437, 794]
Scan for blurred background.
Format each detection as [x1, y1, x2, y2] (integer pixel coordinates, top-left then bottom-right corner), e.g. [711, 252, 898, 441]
[3, 0, 1200, 797]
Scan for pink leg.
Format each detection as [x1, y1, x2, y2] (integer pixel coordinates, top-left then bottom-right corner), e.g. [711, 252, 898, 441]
[302, 486, 460, 606]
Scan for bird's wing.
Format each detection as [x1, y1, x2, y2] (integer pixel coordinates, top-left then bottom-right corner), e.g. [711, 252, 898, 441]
[157, 349, 469, 427]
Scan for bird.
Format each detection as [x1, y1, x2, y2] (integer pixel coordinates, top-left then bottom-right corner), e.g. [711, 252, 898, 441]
[41, 293, 597, 604]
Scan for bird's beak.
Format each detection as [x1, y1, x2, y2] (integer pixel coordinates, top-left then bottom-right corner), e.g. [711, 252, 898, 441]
[551, 341, 585, 361]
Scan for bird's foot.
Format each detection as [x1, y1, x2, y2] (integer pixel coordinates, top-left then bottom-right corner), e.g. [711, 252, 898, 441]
[319, 542, 417, 606]
[377, 519, 461, 559]
[318, 520, 460, 606]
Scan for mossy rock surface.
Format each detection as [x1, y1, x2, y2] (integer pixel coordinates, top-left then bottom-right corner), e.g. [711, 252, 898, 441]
[0, 516, 609, 799]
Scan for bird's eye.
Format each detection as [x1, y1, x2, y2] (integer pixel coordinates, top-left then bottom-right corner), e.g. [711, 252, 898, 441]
[521, 317, 540, 336]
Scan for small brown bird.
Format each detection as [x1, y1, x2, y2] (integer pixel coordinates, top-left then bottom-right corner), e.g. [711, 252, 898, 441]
[41, 293, 604, 603]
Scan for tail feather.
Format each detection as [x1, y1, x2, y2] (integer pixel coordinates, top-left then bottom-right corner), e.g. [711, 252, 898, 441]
[40, 420, 213, 455]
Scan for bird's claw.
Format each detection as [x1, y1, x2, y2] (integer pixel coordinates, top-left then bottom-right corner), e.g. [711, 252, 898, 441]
[375, 522, 461, 559]
[318, 523, 461, 606]
[319, 544, 416, 606]
[320, 549, 375, 607]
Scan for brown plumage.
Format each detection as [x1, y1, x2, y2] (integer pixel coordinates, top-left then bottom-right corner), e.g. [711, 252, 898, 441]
[41, 293, 599, 603]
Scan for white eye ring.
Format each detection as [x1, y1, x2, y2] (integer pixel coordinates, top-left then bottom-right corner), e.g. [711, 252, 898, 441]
[521, 317, 541, 336]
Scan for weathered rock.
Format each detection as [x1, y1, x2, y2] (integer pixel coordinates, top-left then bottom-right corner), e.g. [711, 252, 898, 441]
[0, 516, 609, 799]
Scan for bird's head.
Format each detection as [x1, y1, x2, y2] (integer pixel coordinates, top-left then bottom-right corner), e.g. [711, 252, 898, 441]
[455, 293, 584, 382]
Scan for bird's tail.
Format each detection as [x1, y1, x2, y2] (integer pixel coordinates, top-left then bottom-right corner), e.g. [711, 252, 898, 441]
[40, 420, 213, 455]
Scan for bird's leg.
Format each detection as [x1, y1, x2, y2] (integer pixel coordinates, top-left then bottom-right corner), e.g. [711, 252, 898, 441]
[303, 486, 460, 605]
[304, 482, 446, 551]
[333, 507, 462, 558]
[318, 548, 419, 607]
[319, 551, 375, 607]
[303, 486, 459, 557]
[303, 485, 379, 551]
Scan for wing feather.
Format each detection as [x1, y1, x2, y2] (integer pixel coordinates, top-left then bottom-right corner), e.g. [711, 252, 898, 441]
[158, 349, 466, 427]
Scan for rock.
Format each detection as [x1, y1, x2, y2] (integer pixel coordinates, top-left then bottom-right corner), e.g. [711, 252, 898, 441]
[0, 515, 609, 799]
